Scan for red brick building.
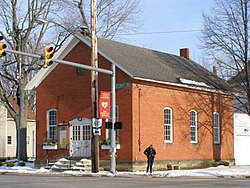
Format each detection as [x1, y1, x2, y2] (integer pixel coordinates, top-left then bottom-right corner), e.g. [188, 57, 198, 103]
[26, 34, 234, 171]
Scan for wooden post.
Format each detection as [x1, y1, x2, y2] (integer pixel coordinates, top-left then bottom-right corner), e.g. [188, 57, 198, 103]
[91, 0, 99, 173]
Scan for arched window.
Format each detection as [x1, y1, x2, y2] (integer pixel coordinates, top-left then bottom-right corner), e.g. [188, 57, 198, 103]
[213, 112, 220, 144]
[190, 110, 198, 143]
[47, 109, 57, 140]
[164, 107, 173, 143]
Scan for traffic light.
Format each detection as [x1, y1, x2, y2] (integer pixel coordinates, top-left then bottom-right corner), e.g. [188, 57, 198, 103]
[114, 122, 123, 129]
[105, 122, 123, 129]
[105, 122, 112, 129]
[0, 36, 6, 59]
[44, 45, 53, 68]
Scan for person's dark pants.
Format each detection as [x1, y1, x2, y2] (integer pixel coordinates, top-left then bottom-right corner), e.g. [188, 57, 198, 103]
[146, 157, 154, 173]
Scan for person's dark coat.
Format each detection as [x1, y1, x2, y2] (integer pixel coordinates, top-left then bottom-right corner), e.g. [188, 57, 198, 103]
[144, 145, 156, 158]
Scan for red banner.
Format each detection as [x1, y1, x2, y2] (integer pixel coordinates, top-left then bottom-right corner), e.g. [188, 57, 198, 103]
[99, 91, 110, 119]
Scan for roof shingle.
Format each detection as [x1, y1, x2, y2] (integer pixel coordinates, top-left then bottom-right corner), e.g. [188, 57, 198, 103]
[98, 38, 231, 91]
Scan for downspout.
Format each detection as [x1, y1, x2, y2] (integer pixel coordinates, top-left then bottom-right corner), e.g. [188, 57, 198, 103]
[138, 88, 142, 152]
[5, 108, 7, 159]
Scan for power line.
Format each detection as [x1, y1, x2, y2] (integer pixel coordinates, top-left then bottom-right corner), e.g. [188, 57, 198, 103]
[120, 29, 203, 36]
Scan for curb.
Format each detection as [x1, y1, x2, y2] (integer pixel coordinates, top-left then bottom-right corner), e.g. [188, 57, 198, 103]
[1, 170, 250, 179]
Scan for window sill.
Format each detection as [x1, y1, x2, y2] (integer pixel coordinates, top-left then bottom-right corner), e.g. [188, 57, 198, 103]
[43, 145, 58, 150]
[164, 141, 173, 144]
[214, 143, 221, 145]
[190, 142, 198, 145]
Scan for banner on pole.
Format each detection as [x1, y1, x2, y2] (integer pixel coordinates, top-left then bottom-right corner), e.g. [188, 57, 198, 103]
[99, 91, 110, 119]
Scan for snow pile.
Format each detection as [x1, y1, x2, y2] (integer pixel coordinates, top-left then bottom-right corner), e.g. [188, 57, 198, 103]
[180, 78, 211, 88]
[1, 161, 250, 177]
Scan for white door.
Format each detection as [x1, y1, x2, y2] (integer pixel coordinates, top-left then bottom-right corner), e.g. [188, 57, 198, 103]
[234, 113, 250, 166]
[235, 135, 250, 165]
[70, 118, 92, 158]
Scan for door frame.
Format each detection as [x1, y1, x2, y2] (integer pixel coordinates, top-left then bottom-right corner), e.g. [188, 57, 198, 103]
[69, 118, 92, 158]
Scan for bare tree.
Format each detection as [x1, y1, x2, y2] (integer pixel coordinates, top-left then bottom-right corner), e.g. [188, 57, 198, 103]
[53, 0, 142, 39]
[0, 0, 61, 161]
[200, 0, 250, 114]
[0, 0, 142, 161]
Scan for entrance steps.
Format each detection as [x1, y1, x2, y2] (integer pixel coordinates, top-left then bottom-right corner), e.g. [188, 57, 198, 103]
[48, 158, 92, 171]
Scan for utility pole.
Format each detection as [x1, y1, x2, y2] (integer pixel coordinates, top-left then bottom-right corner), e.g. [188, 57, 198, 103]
[91, 0, 99, 173]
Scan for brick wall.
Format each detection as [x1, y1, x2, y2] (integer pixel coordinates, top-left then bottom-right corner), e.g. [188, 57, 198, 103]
[131, 81, 234, 163]
[36, 41, 234, 170]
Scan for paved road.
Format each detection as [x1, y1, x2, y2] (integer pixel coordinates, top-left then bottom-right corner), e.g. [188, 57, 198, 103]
[0, 174, 250, 188]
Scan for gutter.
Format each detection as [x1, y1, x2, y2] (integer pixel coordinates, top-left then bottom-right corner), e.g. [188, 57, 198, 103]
[134, 77, 232, 95]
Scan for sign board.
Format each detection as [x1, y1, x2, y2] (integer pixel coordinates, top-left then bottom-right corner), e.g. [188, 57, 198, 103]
[115, 82, 130, 89]
[92, 118, 102, 136]
[59, 126, 67, 148]
[99, 91, 110, 119]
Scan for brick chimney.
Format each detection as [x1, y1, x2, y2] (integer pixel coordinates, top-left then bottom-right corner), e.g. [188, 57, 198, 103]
[180, 48, 189, 60]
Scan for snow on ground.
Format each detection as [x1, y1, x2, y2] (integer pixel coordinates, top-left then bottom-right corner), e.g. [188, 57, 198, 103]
[115, 166, 250, 177]
[1, 162, 250, 177]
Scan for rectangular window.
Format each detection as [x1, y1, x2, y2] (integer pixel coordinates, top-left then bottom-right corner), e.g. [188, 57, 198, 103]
[190, 110, 198, 143]
[164, 107, 173, 143]
[48, 109, 57, 141]
[213, 112, 220, 144]
[7, 136, 12, 145]
[73, 125, 80, 141]
[84, 125, 91, 140]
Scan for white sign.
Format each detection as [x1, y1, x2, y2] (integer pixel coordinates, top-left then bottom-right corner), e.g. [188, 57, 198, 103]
[92, 118, 102, 135]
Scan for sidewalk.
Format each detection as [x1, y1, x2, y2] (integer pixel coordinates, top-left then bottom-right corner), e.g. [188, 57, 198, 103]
[1, 165, 250, 178]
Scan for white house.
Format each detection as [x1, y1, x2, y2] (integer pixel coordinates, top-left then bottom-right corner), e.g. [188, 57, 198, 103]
[234, 113, 250, 165]
[0, 98, 36, 160]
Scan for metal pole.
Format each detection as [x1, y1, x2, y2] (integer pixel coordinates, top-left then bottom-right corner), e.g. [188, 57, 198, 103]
[110, 64, 116, 173]
[5, 49, 112, 75]
[17, 35, 22, 164]
[54, 59, 112, 75]
[5, 49, 43, 59]
[17, 66, 21, 164]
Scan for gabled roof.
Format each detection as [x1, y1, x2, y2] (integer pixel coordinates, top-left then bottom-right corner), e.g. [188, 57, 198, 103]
[97, 39, 231, 92]
[26, 34, 231, 93]
[26, 35, 80, 90]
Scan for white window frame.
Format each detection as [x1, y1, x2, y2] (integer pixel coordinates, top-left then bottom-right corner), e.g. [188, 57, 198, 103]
[213, 112, 220, 144]
[190, 110, 198, 144]
[47, 109, 57, 140]
[164, 107, 173, 143]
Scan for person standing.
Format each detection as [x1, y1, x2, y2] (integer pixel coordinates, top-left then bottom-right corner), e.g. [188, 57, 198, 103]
[144, 144, 156, 176]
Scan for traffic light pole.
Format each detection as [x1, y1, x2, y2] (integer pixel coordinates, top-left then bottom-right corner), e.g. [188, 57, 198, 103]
[5, 49, 112, 74]
[17, 42, 21, 165]
[5, 48, 118, 173]
[110, 64, 116, 174]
